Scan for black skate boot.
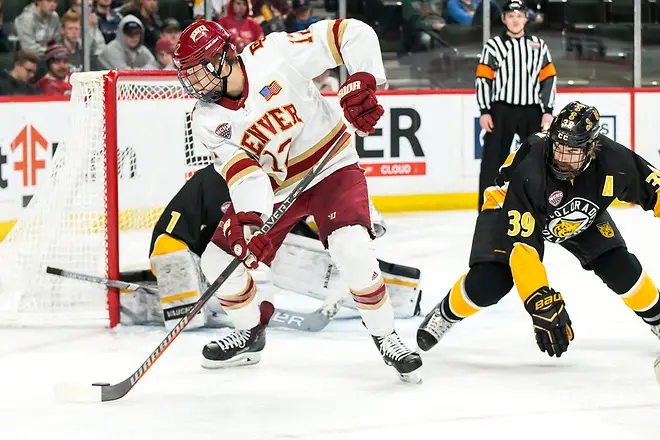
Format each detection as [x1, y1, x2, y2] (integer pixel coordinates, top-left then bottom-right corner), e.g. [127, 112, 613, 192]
[373, 331, 423, 384]
[201, 301, 274, 369]
[416, 302, 456, 352]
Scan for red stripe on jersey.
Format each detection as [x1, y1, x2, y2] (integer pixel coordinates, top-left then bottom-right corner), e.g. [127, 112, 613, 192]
[332, 19, 345, 64]
[224, 157, 261, 187]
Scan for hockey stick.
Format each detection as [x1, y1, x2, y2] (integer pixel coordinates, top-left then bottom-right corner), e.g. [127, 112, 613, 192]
[54, 130, 353, 403]
[46, 266, 159, 296]
[47, 266, 333, 332]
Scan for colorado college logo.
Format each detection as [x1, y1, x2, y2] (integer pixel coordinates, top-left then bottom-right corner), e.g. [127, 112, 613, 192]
[542, 197, 599, 244]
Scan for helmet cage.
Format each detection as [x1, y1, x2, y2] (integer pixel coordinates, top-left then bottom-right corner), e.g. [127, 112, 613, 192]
[176, 39, 233, 102]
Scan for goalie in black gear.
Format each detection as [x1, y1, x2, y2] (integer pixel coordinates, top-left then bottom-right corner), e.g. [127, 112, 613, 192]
[418, 101, 660, 357]
[125, 164, 422, 332]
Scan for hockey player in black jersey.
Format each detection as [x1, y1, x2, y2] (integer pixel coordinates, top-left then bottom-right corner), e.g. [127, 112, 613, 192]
[418, 101, 660, 358]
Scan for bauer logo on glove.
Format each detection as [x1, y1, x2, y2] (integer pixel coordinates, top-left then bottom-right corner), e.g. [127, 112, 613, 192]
[338, 72, 384, 135]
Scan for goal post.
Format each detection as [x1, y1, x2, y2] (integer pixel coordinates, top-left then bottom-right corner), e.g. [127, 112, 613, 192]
[0, 70, 211, 328]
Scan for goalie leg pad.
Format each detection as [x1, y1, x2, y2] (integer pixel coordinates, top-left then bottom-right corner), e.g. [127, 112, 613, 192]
[200, 242, 260, 330]
[150, 234, 207, 330]
[328, 225, 394, 336]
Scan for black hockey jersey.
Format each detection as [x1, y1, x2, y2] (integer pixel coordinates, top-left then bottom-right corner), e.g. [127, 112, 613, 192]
[149, 165, 231, 258]
[481, 132, 660, 301]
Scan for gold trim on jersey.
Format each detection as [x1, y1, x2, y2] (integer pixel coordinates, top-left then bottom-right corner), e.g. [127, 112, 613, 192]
[654, 194, 660, 217]
[448, 274, 480, 318]
[621, 272, 660, 312]
[327, 19, 350, 66]
[288, 120, 344, 167]
[275, 128, 351, 194]
[510, 242, 549, 303]
[150, 234, 189, 257]
[481, 182, 509, 211]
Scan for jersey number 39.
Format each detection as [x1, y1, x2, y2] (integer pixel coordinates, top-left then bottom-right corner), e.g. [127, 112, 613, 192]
[507, 210, 535, 238]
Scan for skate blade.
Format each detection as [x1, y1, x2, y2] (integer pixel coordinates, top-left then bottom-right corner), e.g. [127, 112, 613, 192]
[398, 370, 423, 384]
[200, 352, 261, 369]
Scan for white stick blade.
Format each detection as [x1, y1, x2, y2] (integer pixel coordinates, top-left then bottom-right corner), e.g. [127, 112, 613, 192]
[54, 381, 102, 403]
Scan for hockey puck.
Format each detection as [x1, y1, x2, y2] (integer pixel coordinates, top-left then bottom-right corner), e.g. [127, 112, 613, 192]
[92, 382, 110, 387]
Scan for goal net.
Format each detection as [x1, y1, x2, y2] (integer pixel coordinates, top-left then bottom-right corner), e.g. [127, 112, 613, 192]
[0, 71, 211, 327]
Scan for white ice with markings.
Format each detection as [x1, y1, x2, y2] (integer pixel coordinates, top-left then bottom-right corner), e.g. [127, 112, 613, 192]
[1, 208, 659, 440]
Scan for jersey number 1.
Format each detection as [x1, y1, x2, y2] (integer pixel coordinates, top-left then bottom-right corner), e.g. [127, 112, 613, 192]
[165, 211, 181, 234]
[507, 210, 535, 238]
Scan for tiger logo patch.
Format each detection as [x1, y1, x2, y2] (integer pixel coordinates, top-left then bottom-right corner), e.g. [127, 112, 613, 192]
[597, 222, 615, 238]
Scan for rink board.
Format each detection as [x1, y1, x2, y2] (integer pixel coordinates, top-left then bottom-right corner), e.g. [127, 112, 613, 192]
[0, 88, 657, 239]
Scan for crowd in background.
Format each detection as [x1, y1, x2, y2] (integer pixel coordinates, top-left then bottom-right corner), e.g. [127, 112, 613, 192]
[0, 0, 338, 96]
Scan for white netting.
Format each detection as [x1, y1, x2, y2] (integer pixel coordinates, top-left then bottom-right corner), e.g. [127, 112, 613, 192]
[0, 71, 206, 327]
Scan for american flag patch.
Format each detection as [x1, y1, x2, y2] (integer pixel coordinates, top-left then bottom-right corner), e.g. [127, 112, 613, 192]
[215, 122, 232, 139]
[259, 81, 282, 101]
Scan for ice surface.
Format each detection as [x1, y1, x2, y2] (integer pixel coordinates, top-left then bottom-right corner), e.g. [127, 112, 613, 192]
[1, 208, 659, 440]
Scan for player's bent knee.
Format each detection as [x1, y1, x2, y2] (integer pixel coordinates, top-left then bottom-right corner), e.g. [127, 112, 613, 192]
[327, 225, 379, 290]
[200, 242, 251, 299]
[589, 248, 642, 294]
[464, 262, 514, 307]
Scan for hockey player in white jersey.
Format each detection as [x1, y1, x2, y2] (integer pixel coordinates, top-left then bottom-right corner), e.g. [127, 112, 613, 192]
[173, 19, 422, 382]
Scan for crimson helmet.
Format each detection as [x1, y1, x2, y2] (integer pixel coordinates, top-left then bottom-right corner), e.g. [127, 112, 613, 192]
[173, 20, 237, 102]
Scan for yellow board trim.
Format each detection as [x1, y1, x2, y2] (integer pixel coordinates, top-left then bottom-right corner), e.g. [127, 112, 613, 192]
[161, 291, 198, 304]
[0, 194, 635, 242]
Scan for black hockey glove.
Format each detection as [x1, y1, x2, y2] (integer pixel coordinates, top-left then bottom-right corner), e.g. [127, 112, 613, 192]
[523, 286, 574, 358]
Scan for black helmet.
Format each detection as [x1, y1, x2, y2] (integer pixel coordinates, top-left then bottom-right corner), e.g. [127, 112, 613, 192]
[546, 101, 601, 180]
[502, 0, 527, 13]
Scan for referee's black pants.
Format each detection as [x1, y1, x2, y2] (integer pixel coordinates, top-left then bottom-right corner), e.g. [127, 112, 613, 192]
[478, 102, 542, 210]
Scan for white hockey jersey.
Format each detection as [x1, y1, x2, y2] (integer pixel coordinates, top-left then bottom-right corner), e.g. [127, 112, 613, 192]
[192, 19, 387, 216]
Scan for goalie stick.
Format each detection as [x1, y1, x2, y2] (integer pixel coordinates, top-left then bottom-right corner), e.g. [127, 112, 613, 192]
[53, 130, 353, 403]
[46, 266, 336, 332]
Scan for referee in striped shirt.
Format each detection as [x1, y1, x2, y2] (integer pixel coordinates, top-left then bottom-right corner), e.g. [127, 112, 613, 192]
[475, 0, 557, 210]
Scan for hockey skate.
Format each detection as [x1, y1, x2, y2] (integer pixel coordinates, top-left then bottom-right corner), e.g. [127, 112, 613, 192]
[201, 301, 274, 369]
[416, 303, 456, 352]
[651, 323, 660, 339]
[373, 332, 423, 384]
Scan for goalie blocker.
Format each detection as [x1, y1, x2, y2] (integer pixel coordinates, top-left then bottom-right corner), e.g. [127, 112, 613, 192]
[131, 164, 417, 329]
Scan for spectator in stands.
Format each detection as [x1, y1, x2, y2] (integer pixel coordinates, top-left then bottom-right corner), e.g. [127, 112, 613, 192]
[0, 49, 40, 95]
[95, 0, 122, 43]
[402, 0, 445, 52]
[161, 18, 181, 44]
[447, 0, 500, 25]
[59, 11, 97, 72]
[0, 0, 10, 53]
[69, 0, 106, 57]
[253, 0, 286, 35]
[154, 36, 174, 69]
[193, 0, 228, 20]
[14, 0, 60, 56]
[217, 0, 263, 54]
[313, 70, 338, 91]
[118, 0, 162, 52]
[35, 41, 72, 95]
[284, 0, 318, 33]
[98, 14, 159, 69]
